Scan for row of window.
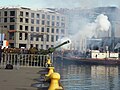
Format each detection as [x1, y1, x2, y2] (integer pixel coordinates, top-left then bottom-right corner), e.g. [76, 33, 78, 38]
[0, 18, 65, 27]
[0, 11, 15, 16]
[19, 25, 65, 34]
[20, 11, 65, 21]
[19, 18, 65, 27]
[0, 10, 65, 21]
[30, 44, 54, 49]
[19, 33, 59, 42]
[5, 24, 65, 34]
[9, 30, 64, 41]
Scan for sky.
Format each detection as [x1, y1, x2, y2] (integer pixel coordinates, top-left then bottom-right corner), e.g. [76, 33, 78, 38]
[0, 0, 120, 9]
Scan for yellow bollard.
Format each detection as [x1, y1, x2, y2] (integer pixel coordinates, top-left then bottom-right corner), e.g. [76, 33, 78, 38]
[46, 56, 52, 67]
[45, 66, 54, 77]
[48, 72, 63, 90]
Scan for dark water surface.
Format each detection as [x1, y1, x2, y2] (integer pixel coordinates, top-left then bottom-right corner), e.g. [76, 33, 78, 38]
[53, 59, 120, 90]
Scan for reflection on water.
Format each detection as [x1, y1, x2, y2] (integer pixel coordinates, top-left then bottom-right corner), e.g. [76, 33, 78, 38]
[53, 59, 120, 90]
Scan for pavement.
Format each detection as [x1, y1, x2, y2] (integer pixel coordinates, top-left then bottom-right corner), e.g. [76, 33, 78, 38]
[0, 67, 41, 90]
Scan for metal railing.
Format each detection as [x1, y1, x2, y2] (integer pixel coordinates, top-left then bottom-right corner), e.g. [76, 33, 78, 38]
[0, 53, 50, 68]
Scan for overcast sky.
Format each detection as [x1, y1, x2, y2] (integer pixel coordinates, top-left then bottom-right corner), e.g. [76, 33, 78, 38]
[0, 0, 120, 9]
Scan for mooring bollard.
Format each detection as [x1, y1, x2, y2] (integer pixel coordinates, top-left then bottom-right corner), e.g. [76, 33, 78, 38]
[46, 56, 52, 67]
[45, 66, 54, 81]
[31, 55, 64, 90]
[48, 72, 63, 90]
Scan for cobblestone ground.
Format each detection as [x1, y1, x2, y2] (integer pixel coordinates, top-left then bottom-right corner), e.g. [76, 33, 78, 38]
[0, 67, 41, 90]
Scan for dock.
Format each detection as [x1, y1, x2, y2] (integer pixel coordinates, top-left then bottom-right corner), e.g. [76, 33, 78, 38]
[0, 67, 40, 90]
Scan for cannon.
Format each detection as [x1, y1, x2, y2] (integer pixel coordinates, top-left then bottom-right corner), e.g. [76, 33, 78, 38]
[39, 40, 70, 55]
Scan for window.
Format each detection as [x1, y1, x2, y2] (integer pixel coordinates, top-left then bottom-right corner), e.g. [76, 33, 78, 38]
[31, 19, 34, 24]
[41, 35, 43, 41]
[26, 12, 29, 17]
[25, 18, 29, 23]
[25, 33, 28, 40]
[36, 20, 39, 24]
[42, 14, 45, 19]
[46, 45, 49, 49]
[4, 18, 7, 22]
[42, 20, 45, 25]
[61, 23, 65, 27]
[4, 26, 7, 28]
[47, 21, 50, 26]
[56, 35, 59, 41]
[52, 15, 55, 20]
[36, 14, 40, 18]
[36, 44, 38, 48]
[61, 17, 65, 21]
[52, 22, 55, 26]
[25, 26, 28, 31]
[20, 11, 23, 16]
[9, 32, 14, 40]
[61, 29, 65, 34]
[36, 37, 39, 41]
[47, 15, 50, 20]
[57, 16, 60, 20]
[47, 28, 49, 33]
[30, 44, 33, 48]
[56, 22, 59, 26]
[51, 35, 54, 42]
[10, 11, 15, 16]
[41, 27, 44, 32]
[19, 33, 22, 40]
[51, 28, 54, 33]
[31, 26, 34, 31]
[46, 35, 49, 41]
[51, 45, 54, 48]
[9, 25, 15, 30]
[10, 18, 15, 22]
[30, 36, 33, 41]
[41, 45, 43, 49]
[56, 29, 59, 33]
[4, 11, 7, 16]
[36, 27, 39, 32]
[19, 25, 23, 30]
[20, 18, 23, 22]
[31, 13, 34, 18]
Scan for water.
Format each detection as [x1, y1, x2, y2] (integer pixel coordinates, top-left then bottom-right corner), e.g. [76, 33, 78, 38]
[53, 59, 120, 90]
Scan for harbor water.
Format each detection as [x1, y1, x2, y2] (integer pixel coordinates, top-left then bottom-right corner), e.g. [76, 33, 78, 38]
[54, 58, 120, 90]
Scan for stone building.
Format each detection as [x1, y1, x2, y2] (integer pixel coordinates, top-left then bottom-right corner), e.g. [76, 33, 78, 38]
[0, 7, 66, 49]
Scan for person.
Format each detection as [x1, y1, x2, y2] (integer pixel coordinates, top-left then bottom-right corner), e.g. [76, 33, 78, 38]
[95, 54, 97, 58]
[0, 46, 2, 63]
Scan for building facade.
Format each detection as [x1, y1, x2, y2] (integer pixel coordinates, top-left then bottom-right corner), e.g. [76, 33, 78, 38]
[0, 7, 66, 49]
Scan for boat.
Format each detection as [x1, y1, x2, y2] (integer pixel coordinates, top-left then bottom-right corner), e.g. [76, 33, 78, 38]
[54, 50, 120, 65]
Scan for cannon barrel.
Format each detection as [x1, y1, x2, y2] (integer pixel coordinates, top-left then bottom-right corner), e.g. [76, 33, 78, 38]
[54, 40, 70, 49]
[39, 40, 70, 55]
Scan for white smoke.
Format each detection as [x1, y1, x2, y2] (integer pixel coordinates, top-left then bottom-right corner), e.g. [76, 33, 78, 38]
[56, 14, 111, 51]
[73, 14, 111, 39]
[56, 37, 71, 50]
[95, 14, 111, 31]
[70, 14, 111, 51]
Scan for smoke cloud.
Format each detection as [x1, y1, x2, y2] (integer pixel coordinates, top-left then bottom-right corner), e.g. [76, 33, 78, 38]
[95, 14, 111, 31]
[72, 14, 111, 39]
[59, 14, 111, 51]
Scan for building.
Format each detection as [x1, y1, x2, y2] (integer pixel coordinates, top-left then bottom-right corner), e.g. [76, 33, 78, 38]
[0, 7, 66, 49]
